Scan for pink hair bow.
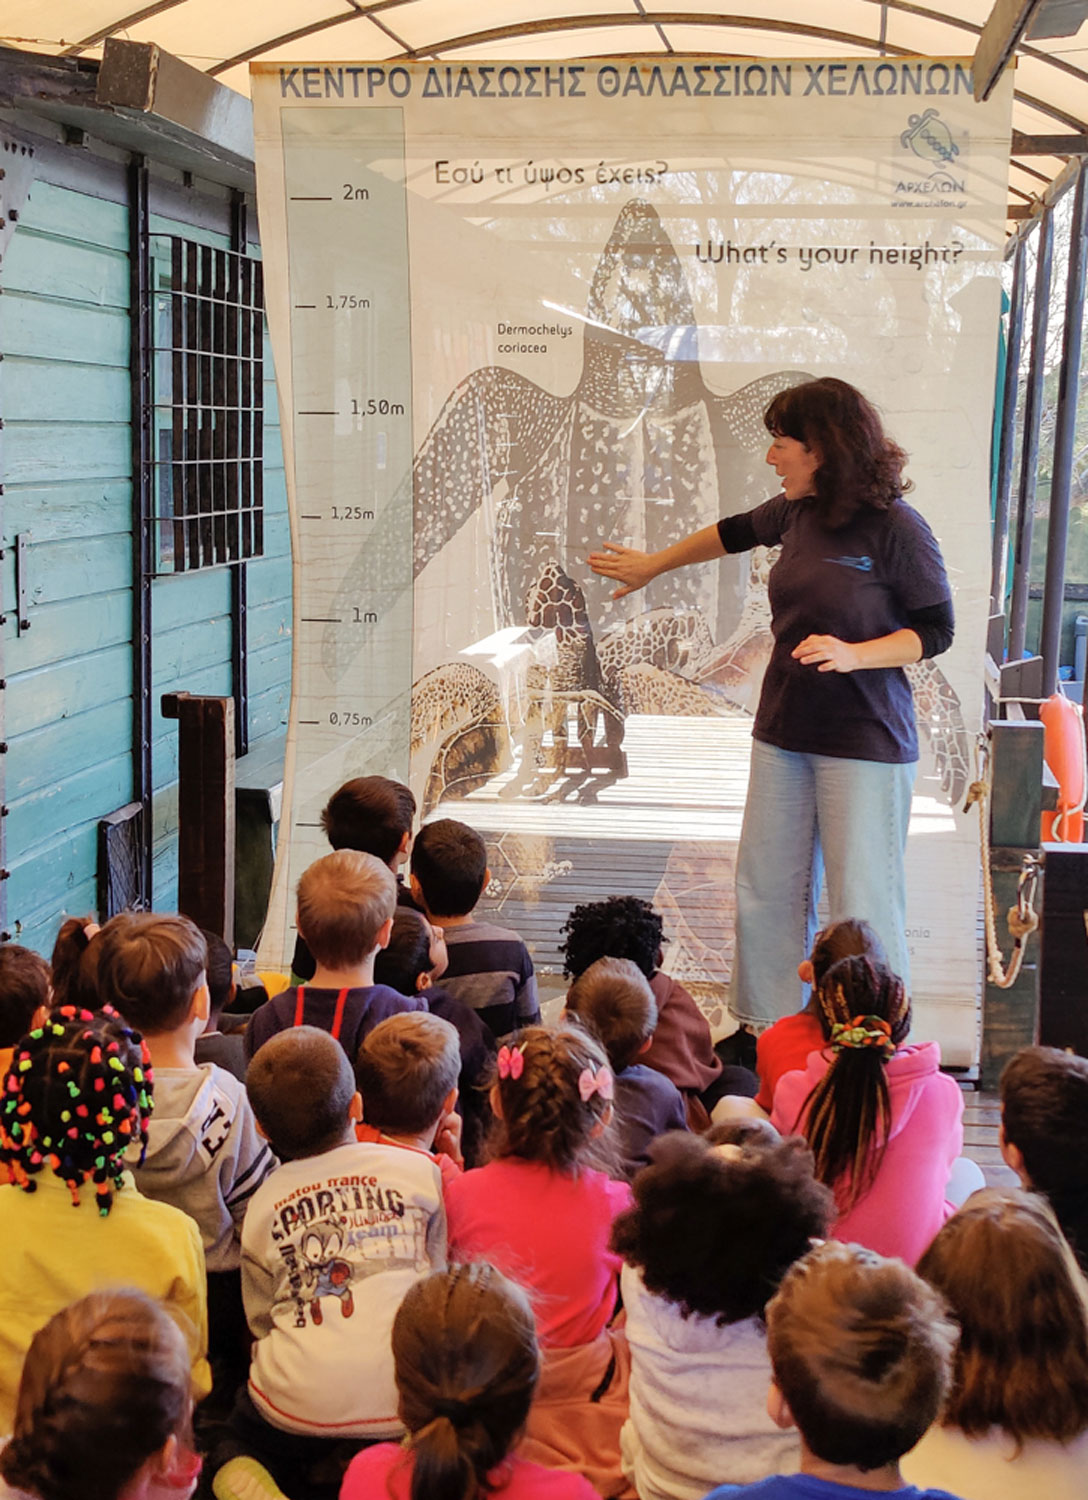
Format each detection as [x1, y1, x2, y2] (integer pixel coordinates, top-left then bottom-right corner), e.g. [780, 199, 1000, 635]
[497, 1044, 524, 1081]
[578, 1065, 614, 1103]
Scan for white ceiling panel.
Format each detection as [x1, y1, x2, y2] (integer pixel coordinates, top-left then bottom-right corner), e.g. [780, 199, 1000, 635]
[439, 24, 669, 58]
[8, 1, 1088, 222]
[661, 26, 876, 59]
[389, 0, 639, 53]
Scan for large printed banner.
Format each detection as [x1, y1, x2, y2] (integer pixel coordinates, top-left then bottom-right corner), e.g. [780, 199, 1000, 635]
[252, 58, 1012, 1059]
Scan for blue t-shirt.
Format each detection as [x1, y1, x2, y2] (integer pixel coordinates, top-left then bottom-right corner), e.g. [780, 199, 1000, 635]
[717, 495, 951, 764]
[704, 1474, 963, 1500]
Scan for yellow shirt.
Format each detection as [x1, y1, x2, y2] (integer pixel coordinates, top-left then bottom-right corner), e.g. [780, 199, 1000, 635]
[0, 1169, 210, 1431]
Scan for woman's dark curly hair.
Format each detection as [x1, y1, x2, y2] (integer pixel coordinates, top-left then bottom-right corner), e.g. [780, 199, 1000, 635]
[764, 377, 911, 528]
[561, 895, 663, 980]
[611, 1132, 834, 1325]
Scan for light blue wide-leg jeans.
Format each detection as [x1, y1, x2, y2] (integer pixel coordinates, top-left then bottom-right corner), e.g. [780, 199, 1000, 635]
[728, 739, 916, 1028]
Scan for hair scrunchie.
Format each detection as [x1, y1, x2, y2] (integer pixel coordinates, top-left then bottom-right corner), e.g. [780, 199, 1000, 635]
[829, 1014, 895, 1060]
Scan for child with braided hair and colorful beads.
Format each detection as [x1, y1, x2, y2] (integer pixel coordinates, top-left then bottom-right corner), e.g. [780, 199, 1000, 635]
[769, 955, 968, 1264]
[0, 1005, 209, 1431]
[445, 1023, 634, 1498]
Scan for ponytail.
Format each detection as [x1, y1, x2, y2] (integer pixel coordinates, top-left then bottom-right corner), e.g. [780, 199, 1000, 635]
[393, 1264, 539, 1500]
[796, 956, 910, 1211]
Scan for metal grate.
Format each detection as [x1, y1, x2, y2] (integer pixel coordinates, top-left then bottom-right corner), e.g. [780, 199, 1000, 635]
[98, 802, 147, 918]
[151, 236, 264, 572]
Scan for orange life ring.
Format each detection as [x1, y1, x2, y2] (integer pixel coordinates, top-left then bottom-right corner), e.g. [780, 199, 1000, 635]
[1040, 692, 1086, 843]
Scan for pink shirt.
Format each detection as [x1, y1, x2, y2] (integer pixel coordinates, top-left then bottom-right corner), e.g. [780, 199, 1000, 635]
[342, 1444, 599, 1500]
[771, 1041, 962, 1265]
[445, 1158, 632, 1347]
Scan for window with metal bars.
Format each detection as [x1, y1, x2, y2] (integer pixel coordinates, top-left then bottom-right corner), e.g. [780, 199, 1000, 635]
[151, 235, 264, 571]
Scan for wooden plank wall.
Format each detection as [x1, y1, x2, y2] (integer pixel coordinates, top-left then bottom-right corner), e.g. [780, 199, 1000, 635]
[1, 177, 291, 953]
[3, 179, 133, 955]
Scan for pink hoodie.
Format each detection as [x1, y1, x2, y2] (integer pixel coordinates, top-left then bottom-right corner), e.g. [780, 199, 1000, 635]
[770, 1041, 963, 1265]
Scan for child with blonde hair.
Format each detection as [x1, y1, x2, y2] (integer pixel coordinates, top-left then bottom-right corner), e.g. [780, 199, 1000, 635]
[446, 1024, 632, 1496]
[246, 849, 423, 1061]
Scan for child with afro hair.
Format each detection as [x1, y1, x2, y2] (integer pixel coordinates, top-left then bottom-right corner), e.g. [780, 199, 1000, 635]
[611, 1131, 833, 1500]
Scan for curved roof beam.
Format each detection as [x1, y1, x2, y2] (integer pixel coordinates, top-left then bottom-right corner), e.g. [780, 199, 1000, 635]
[205, 8, 1088, 135]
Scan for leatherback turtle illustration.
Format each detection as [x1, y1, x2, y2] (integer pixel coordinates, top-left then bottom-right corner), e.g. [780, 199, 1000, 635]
[323, 198, 968, 812]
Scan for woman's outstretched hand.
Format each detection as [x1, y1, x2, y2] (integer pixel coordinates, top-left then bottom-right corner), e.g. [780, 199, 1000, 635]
[587, 541, 657, 599]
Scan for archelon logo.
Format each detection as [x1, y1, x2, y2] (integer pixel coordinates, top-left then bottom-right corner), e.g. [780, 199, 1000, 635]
[900, 108, 959, 165]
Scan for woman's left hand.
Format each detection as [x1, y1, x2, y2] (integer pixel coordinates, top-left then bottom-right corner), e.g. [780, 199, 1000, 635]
[792, 634, 862, 673]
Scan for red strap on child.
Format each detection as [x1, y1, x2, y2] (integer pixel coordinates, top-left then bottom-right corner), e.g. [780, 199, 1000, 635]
[293, 986, 349, 1042]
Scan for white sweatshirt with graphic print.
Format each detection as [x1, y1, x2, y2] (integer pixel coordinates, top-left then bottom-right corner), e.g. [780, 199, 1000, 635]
[241, 1140, 447, 1436]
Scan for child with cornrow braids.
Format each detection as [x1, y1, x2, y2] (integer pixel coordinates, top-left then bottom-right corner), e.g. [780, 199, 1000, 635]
[446, 1023, 634, 1498]
[0, 1006, 209, 1431]
[0, 1289, 202, 1500]
[770, 955, 966, 1264]
[342, 1263, 599, 1500]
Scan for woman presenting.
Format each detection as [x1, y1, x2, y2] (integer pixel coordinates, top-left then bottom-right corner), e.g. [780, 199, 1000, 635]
[588, 377, 954, 1027]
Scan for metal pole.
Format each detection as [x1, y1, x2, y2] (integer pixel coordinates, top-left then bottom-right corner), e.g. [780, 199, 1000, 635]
[1008, 211, 1055, 662]
[129, 154, 153, 907]
[1041, 165, 1088, 697]
[991, 241, 1028, 617]
[229, 188, 250, 759]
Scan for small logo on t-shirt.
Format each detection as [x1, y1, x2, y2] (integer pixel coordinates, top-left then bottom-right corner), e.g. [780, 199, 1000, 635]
[829, 555, 873, 572]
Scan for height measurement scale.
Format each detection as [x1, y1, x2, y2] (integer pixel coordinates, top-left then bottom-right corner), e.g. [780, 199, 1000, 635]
[261, 108, 414, 968]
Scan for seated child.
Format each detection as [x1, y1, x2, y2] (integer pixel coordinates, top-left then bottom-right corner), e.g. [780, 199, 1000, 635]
[48, 916, 100, 1011]
[355, 1011, 465, 1184]
[0, 945, 51, 1077]
[194, 930, 246, 1082]
[754, 919, 886, 1113]
[246, 848, 424, 1061]
[445, 1023, 631, 1497]
[213, 1026, 446, 1500]
[96, 912, 275, 1270]
[703, 1240, 959, 1500]
[564, 956, 687, 1178]
[0, 1289, 202, 1500]
[410, 819, 539, 1040]
[561, 895, 725, 1127]
[96, 912, 275, 1410]
[292, 774, 420, 981]
[770, 954, 964, 1264]
[374, 906, 496, 1167]
[0, 1005, 209, 1432]
[1000, 1044, 1088, 1272]
[611, 1132, 834, 1500]
[342, 1263, 598, 1500]
[904, 1189, 1088, 1500]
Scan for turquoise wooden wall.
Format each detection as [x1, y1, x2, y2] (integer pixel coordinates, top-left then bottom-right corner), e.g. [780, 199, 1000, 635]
[1, 174, 291, 955]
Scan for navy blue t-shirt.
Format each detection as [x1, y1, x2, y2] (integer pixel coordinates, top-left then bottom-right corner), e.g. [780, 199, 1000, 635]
[717, 495, 952, 764]
[704, 1475, 962, 1500]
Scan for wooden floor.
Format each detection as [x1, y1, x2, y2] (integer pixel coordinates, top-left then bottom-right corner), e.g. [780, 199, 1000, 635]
[962, 1090, 1018, 1189]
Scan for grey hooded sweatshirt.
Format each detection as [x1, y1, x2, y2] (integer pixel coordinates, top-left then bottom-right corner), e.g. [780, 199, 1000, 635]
[128, 1063, 275, 1272]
